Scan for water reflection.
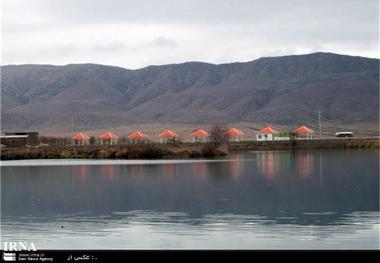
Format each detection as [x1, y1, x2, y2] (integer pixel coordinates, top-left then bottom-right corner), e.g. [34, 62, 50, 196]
[1, 210, 378, 249]
[255, 150, 316, 179]
[257, 151, 277, 179]
[129, 165, 145, 181]
[1, 149, 379, 249]
[295, 151, 314, 178]
[101, 165, 118, 181]
[228, 153, 244, 179]
[193, 162, 208, 178]
[162, 163, 176, 179]
[73, 165, 90, 181]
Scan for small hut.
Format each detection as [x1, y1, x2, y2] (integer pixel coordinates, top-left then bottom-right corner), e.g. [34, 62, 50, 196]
[256, 127, 279, 141]
[293, 126, 314, 139]
[191, 129, 209, 142]
[257, 127, 290, 141]
[158, 130, 177, 144]
[224, 128, 245, 142]
[99, 132, 118, 145]
[128, 131, 149, 144]
[72, 132, 90, 146]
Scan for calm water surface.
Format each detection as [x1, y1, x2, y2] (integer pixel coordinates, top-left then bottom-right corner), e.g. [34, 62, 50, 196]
[1, 149, 379, 249]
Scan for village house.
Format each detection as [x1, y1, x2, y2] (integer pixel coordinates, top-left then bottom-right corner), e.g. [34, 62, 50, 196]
[158, 130, 177, 144]
[256, 127, 279, 141]
[72, 132, 90, 146]
[256, 127, 290, 141]
[191, 129, 209, 142]
[292, 126, 314, 139]
[224, 128, 245, 142]
[128, 131, 149, 144]
[99, 132, 118, 145]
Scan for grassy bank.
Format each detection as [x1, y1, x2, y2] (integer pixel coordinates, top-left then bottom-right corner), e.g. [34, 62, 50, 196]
[0, 138, 378, 160]
[0, 143, 229, 160]
[228, 138, 380, 151]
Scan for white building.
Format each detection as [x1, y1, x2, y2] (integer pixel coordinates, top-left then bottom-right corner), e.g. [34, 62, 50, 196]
[256, 127, 278, 141]
[256, 127, 290, 141]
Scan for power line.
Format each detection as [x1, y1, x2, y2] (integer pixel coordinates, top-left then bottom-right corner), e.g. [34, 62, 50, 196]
[71, 113, 74, 133]
[318, 110, 322, 138]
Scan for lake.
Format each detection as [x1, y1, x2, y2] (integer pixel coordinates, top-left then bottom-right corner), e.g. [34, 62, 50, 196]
[1, 149, 379, 249]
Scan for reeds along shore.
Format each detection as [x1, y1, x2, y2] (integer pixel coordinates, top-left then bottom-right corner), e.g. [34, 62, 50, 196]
[0, 143, 229, 160]
[0, 138, 378, 160]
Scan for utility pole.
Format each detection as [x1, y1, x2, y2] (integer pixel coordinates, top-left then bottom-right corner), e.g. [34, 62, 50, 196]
[71, 113, 74, 133]
[318, 110, 322, 138]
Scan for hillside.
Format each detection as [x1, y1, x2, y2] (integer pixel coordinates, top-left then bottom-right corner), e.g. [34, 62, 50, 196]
[1, 52, 379, 133]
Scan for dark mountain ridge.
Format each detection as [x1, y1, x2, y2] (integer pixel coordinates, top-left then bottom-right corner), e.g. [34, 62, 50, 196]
[1, 52, 379, 132]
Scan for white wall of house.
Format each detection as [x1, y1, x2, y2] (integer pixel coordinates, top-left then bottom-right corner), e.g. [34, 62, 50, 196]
[295, 134, 313, 140]
[73, 139, 89, 146]
[192, 136, 208, 142]
[274, 136, 290, 141]
[100, 138, 117, 145]
[256, 133, 291, 141]
[256, 133, 273, 141]
[230, 135, 241, 142]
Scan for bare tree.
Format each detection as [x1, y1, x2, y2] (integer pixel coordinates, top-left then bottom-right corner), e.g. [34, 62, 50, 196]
[89, 136, 96, 146]
[209, 124, 228, 145]
[118, 135, 128, 145]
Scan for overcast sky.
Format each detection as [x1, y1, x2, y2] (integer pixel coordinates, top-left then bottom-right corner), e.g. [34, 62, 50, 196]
[1, 0, 379, 69]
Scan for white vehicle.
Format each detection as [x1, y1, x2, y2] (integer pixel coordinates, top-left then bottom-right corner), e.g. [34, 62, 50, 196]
[335, 132, 353, 137]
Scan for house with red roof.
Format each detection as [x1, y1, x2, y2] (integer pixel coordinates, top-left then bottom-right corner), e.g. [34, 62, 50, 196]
[292, 126, 314, 139]
[72, 132, 90, 146]
[256, 126, 290, 141]
[224, 128, 245, 142]
[256, 127, 278, 141]
[128, 131, 149, 144]
[99, 131, 118, 145]
[158, 130, 177, 144]
[191, 129, 209, 142]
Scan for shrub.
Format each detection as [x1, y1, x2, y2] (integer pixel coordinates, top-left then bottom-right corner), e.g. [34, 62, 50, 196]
[60, 149, 72, 158]
[210, 125, 228, 145]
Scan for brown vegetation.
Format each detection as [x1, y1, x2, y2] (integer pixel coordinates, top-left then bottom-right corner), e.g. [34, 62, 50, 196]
[228, 138, 380, 151]
[1, 138, 377, 160]
[0, 142, 229, 160]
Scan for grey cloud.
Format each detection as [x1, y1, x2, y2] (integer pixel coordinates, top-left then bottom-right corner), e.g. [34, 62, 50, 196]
[147, 37, 177, 48]
[2, 0, 379, 68]
[91, 37, 177, 54]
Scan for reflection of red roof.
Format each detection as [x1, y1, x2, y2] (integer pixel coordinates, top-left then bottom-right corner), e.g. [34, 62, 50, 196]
[293, 126, 314, 135]
[224, 128, 244, 136]
[158, 130, 177, 138]
[128, 131, 148, 140]
[191, 129, 209, 138]
[99, 132, 118, 140]
[258, 127, 279, 134]
[72, 132, 90, 141]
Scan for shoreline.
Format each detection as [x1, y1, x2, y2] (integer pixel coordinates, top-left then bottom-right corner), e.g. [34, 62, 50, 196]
[0, 138, 378, 161]
[228, 137, 379, 151]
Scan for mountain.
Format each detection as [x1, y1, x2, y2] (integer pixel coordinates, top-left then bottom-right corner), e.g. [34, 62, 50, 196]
[1, 52, 379, 132]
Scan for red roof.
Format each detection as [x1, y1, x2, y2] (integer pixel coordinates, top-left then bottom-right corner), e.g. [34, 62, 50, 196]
[258, 127, 279, 134]
[128, 131, 148, 140]
[191, 129, 209, 138]
[158, 130, 177, 138]
[293, 126, 314, 135]
[99, 131, 118, 140]
[72, 132, 90, 141]
[224, 128, 244, 136]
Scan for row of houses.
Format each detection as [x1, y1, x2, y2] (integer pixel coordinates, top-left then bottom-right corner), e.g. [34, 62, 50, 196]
[72, 128, 240, 146]
[256, 126, 314, 141]
[71, 126, 314, 145]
